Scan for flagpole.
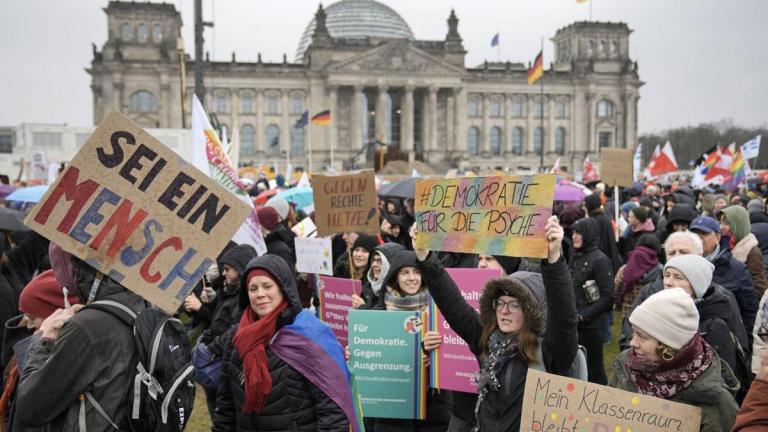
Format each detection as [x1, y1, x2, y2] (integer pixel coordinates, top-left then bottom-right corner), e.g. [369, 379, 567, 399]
[497, 30, 500, 62]
[539, 36, 545, 173]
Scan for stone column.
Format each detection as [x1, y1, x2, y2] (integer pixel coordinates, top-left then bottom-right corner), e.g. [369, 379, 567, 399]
[445, 91, 455, 154]
[480, 93, 490, 156]
[454, 87, 467, 155]
[525, 95, 535, 154]
[504, 93, 512, 155]
[428, 86, 438, 153]
[160, 73, 171, 128]
[329, 85, 338, 168]
[587, 92, 595, 153]
[352, 85, 364, 159]
[375, 85, 388, 143]
[401, 85, 415, 161]
[547, 96, 555, 154]
[255, 90, 264, 158]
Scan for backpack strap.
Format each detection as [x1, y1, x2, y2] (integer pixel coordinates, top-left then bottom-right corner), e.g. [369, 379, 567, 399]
[79, 392, 123, 431]
[86, 300, 138, 326]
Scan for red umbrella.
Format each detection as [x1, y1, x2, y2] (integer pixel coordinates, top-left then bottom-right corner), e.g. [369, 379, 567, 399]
[253, 188, 278, 205]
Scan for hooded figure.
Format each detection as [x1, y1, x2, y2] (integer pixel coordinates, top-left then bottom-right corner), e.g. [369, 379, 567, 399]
[214, 254, 359, 432]
[15, 247, 148, 431]
[570, 218, 615, 384]
[359, 243, 405, 310]
[721, 205, 768, 299]
[583, 194, 622, 272]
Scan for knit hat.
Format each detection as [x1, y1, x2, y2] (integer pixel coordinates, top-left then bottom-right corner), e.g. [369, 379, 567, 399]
[247, 268, 278, 287]
[664, 255, 714, 299]
[19, 270, 80, 319]
[352, 233, 379, 252]
[257, 206, 281, 231]
[265, 197, 289, 221]
[630, 206, 649, 223]
[629, 288, 699, 350]
[747, 199, 764, 215]
[584, 194, 602, 213]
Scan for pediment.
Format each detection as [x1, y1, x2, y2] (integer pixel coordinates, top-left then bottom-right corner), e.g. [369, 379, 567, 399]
[327, 40, 464, 77]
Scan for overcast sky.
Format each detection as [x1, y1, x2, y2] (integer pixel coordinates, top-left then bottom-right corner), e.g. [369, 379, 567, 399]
[1, 0, 766, 133]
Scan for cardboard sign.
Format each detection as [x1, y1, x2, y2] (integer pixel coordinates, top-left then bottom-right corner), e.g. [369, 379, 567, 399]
[521, 369, 702, 432]
[24, 111, 251, 313]
[348, 309, 427, 420]
[295, 237, 333, 275]
[414, 174, 556, 258]
[430, 268, 501, 393]
[600, 148, 635, 188]
[292, 217, 317, 238]
[312, 170, 378, 237]
[317, 275, 359, 344]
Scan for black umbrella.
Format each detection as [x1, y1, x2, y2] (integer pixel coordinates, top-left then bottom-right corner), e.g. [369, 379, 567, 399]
[0, 207, 29, 231]
[379, 177, 418, 199]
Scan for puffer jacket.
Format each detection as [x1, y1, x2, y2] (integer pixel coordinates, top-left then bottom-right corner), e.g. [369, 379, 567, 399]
[213, 254, 348, 432]
[711, 247, 758, 347]
[570, 218, 615, 328]
[359, 243, 405, 310]
[610, 349, 739, 432]
[697, 284, 749, 373]
[420, 252, 577, 432]
[15, 275, 147, 431]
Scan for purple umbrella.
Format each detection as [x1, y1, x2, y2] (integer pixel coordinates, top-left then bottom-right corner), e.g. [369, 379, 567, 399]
[554, 182, 587, 202]
[0, 185, 15, 199]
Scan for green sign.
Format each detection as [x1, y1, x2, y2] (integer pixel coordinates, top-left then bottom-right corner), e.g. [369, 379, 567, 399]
[348, 309, 427, 419]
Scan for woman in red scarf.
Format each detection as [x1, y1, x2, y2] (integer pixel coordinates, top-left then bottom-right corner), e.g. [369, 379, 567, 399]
[212, 254, 355, 432]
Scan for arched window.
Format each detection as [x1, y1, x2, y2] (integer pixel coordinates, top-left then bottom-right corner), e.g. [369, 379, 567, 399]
[512, 127, 524, 155]
[555, 128, 566, 155]
[266, 93, 279, 115]
[556, 99, 569, 118]
[129, 90, 158, 113]
[291, 127, 305, 155]
[153, 24, 163, 42]
[597, 99, 614, 118]
[121, 23, 133, 41]
[216, 95, 228, 114]
[468, 96, 481, 118]
[240, 125, 255, 157]
[511, 97, 524, 117]
[137, 23, 149, 43]
[490, 98, 502, 118]
[265, 124, 280, 157]
[534, 127, 544, 155]
[490, 127, 502, 156]
[467, 127, 480, 155]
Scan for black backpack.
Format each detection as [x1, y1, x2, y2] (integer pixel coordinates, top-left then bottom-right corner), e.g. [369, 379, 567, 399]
[82, 300, 196, 432]
[700, 317, 752, 403]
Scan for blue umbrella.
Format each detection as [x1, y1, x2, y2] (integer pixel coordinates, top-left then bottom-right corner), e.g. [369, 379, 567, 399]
[276, 187, 314, 211]
[5, 185, 49, 203]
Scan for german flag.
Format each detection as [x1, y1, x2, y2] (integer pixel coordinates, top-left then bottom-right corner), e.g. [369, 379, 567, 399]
[311, 110, 331, 125]
[527, 50, 543, 85]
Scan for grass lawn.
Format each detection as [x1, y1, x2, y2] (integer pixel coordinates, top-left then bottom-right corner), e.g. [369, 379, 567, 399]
[604, 311, 624, 382]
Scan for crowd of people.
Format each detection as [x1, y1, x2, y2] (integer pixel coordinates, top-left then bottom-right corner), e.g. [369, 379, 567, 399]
[4, 175, 768, 431]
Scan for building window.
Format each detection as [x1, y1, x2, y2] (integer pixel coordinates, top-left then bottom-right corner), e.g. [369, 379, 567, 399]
[291, 94, 304, 114]
[599, 131, 612, 148]
[153, 24, 163, 42]
[216, 95, 228, 114]
[490, 98, 502, 118]
[467, 126, 480, 155]
[291, 127, 305, 155]
[468, 96, 481, 118]
[611, 40, 618, 56]
[511, 97, 524, 117]
[137, 23, 149, 43]
[241, 94, 253, 114]
[597, 99, 614, 118]
[534, 97, 547, 118]
[240, 125, 255, 156]
[265, 124, 280, 157]
[32, 132, 62, 149]
[121, 23, 133, 41]
[266, 93, 279, 115]
[0, 134, 13, 154]
[556, 100, 569, 118]
[600, 40, 607, 55]
[512, 127, 524, 155]
[129, 90, 158, 113]
[490, 127, 502, 156]
[534, 127, 544, 155]
[556, 128, 566, 155]
[588, 39, 595, 56]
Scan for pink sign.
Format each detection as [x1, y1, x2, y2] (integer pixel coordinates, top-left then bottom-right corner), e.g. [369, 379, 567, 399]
[317, 275, 361, 345]
[429, 268, 501, 393]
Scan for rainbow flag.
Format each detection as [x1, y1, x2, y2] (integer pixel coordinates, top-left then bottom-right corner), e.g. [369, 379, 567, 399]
[728, 148, 746, 191]
[311, 110, 332, 125]
[527, 50, 543, 85]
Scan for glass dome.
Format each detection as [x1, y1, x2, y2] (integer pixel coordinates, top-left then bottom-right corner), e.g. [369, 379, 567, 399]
[295, 0, 414, 62]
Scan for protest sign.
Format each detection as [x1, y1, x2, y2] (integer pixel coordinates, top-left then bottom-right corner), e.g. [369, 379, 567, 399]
[317, 276, 359, 344]
[292, 216, 317, 238]
[429, 268, 501, 393]
[312, 169, 378, 237]
[414, 174, 555, 258]
[295, 237, 333, 275]
[600, 148, 634, 188]
[348, 309, 427, 419]
[24, 111, 251, 314]
[521, 369, 701, 432]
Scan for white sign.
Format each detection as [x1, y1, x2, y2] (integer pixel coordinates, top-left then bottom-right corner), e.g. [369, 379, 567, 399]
[294, 237, 333, 275]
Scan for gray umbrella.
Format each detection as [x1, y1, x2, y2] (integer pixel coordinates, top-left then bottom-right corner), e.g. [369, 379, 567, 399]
[0, 207, 29, 231]
[378, 177, 418, 199]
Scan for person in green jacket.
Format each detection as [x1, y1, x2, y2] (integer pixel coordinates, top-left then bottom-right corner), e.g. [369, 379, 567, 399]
[610, 287, 739, 431]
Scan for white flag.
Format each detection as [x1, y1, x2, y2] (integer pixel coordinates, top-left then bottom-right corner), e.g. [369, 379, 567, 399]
[633, 143, 642, 181]
[741, 135, 761, 160]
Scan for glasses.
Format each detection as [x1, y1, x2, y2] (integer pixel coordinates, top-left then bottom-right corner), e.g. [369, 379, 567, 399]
[493, 299, 521, 313]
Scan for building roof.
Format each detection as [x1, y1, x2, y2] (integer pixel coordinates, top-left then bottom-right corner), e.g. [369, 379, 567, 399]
[295, 0, 414, 61]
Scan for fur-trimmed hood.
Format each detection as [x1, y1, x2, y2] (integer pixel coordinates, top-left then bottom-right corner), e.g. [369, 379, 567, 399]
[478, 271, 547, 335]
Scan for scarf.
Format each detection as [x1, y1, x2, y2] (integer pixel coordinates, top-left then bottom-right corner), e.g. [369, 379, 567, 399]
[631, 218, 655, 233]
[472, 331, 520, 432]
[732, 232, 758, 263]
[383, 286, 429, 311]
[625, 333, 713, 399]
[232, 300, 289, 413]
[620, 246, 658, 303]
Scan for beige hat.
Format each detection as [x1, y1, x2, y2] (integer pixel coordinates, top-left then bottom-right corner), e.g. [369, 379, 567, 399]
[629, 288, 699, 349]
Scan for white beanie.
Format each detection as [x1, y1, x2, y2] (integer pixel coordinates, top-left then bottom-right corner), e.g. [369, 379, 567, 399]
[265, 197, 289, 221]
[664, 255, 714, 299]
[629, 288, 699, 350]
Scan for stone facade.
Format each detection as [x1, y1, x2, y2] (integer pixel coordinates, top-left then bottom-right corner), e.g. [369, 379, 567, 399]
[88, 0, 642, 173]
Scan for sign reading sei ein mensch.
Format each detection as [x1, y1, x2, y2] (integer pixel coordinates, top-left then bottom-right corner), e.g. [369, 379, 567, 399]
[25, 111, 251, 314]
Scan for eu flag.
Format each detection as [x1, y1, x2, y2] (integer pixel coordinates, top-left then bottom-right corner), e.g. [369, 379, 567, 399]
[491, 33, 499, 47]
[294, 110, 309, 129]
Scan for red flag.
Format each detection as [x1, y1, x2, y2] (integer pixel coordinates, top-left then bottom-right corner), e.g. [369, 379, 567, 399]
[648, 141, 678, 177]
[583, 156, 599, 182]
[704, 146, 733, 181]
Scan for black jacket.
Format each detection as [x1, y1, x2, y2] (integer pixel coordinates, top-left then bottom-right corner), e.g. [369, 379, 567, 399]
[711, 248, 758, 347]
[697, 284, 749, 372]
[571, 218, 615, 328]
[264, 225, 296, 270]
[213, 254, 348, 432]
[420, 253, 577, 432]
[588, 210, 622, 272]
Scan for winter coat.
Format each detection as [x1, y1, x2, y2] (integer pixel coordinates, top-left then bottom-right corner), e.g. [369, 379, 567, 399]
[610, 349, 739, 432]
[723, 206, 768, 299]
[421, 253, 577, 432]
[359, 243, 405, 310]
[571, 218, 615, 329]
[733, 379, 768, 431]
[588, 210, 622, 272]
[614, 262, 662, 318]
[213, 254, 348, 432]
[264, 225, 296, 269]
[751, 222, 768, 274]
[711, 247, 758, 348]
[697, 284, 750, 374]
[15, 278, 147, 431]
